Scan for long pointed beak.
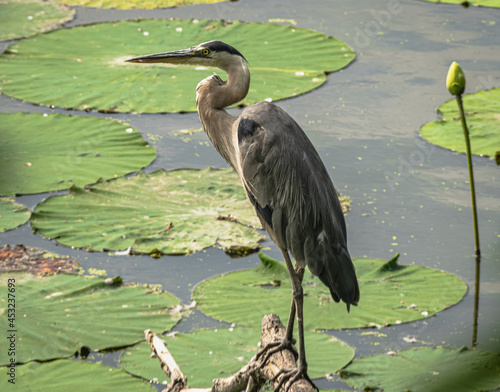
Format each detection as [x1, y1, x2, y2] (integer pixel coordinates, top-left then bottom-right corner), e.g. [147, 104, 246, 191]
[126, 48, 197, 64]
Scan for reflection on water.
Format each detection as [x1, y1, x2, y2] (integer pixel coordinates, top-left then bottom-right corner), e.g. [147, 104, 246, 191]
[473, 254, 481, 348]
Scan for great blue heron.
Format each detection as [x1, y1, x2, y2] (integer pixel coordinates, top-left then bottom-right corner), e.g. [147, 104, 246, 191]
[127, 40, 359, 390]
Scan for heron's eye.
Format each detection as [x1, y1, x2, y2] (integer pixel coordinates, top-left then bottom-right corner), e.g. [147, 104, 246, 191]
[202, 49, 210, 56]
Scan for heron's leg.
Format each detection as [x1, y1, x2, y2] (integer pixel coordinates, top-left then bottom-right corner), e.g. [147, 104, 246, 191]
[256, 250, 298, 363]
[258, 251, 316, 391]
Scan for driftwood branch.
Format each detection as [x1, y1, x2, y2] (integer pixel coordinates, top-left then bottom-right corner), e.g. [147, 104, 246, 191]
[144, 314, 315, 392]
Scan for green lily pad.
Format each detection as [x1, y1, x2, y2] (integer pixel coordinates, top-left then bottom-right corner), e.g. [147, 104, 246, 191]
[0, 113, 156, 196]
[0, 272, 181, 364]
[31, 168, 264, 255]
[121, 327, 354, 386]
[340, 346, 500, 392]
[417, 0, 500, 8]
[6, 360, 154, 391]
[0, 19, 355, 113]
[64, 0, 226, 10]
[0, 0, 75, 41]
[193, 253, 467, 330]
[420, 88, 500, 158]
[0, 198, 30, 232]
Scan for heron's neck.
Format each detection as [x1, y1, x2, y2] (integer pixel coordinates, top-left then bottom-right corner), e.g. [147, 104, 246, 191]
[196, 58, 250, 167]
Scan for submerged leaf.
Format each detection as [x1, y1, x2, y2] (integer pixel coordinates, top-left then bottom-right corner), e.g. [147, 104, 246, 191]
[340, 346, 500, 392]
[0, 19, 355, 113]
[420, 88, 500, 158]
[193, 253, 467, 330]
[31, 168, 265, 255]
[0, 272, 180, 363]
[0, 113, 156, 196]
[121, 327, 354, 386]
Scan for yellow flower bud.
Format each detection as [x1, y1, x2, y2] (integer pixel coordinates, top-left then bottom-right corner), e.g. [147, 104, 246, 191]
[446, 61, 466, 96]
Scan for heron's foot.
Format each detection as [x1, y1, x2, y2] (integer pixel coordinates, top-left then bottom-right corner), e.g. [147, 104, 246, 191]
[256, 337, 298, 367]
[271, 362, 317, 392]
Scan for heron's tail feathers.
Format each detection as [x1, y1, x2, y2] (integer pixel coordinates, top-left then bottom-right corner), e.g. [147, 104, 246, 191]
[310, 244, 360, 312]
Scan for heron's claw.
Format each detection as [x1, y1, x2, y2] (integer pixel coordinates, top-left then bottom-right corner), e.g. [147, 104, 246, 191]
[271, 363, 317, 392]
[256, 338, 298, 368]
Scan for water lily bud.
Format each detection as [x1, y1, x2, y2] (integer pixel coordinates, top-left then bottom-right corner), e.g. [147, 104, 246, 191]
[446, 61, 466, 96]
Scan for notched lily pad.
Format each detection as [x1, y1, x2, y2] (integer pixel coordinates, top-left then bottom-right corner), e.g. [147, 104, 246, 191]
[31, 168, 265, 255]
[193, 253, 467, 330]
[120, 327, 355, 386]
[0, 0, 75, 41]
[420, 88, 500, 158]
[340, 346, 500, 391]
[9, 360, 154, 391]
[0, 272, 181, 364]
[0, 197, 30, 232]
[0, 113, 156, 196]
[0, 19, 355, 113]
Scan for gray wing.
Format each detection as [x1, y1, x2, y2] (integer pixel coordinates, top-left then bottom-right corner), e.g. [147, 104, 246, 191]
[237, 101, 359, 309]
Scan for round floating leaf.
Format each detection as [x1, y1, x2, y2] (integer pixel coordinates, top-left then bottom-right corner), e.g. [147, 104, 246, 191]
[0, 198, 30, 232]
[420, 88, 500, 158]
[8, 360, 153, 391]
[0, 272, 181, 363]
[416, 0, 500, 8]
[0, 0, 75, 41]
[64, 0, 226, 9]
[193, 253, 467, 330]
[31, 168, 264, 255]
[0, 19, 355, 113]
[340, 346, 500, 392]
[121, 327, 354, 386]
[0, 113, 156, 196]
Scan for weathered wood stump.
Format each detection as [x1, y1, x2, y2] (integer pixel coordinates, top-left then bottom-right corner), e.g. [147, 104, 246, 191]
[144, 314, 316, 392]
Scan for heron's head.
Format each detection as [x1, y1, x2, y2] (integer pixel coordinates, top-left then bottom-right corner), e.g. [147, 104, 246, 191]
[126, 40, 247, 72]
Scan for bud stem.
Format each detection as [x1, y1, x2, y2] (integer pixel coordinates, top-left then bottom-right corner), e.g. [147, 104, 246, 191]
[455, 94, 480, 257]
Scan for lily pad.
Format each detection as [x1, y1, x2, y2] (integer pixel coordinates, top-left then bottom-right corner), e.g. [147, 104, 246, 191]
[121, 327, 354, 386]
[0, 19, 355, 113]
[193, 253, 467, 330]
[0, 198, 30, 232]
[340, 346, 500, 392]
[31, 168, 265, 255]
[0, 0, 75, 41]
[417, 0, 500, 8]
[7, 360, 154, 391]
[0, 272, 181, 364]
[420, 88, 500, 158]
[64, 0, 226, 10]
[0, 113, 156, 196]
